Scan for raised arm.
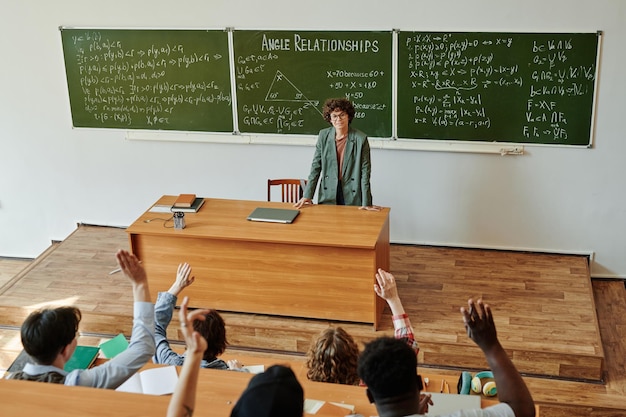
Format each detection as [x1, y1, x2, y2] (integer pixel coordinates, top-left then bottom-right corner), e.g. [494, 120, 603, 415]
[374, 269, 430, 413]
[461, 299, 535, 417]
[68, 250, 154, 388]
[374, 268, 405, 316]
[374, 269, 418, 352]
[167, 296, 209, 417]
[154, 263, 194, 365]
[115, 249, 151, 302]
[167, 263, 195, 297]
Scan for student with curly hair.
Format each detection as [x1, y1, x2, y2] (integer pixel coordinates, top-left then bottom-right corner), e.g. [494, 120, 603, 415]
[305, 268, 417, 385]
[305, 326, 361, 385]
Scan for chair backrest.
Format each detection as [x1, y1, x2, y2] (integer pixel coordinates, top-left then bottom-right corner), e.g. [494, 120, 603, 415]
[267, 179, 307, 203]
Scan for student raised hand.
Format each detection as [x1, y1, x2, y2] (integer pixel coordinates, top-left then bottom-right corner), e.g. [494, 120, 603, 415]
[460, 298, 498, 351]
[168, 263, 195, 297]
[115, 249, 150, 302]
[178, 296, 208, 354]
[460, 299, 536, 417]
[374, 268, 405, 316]
[374, 268, 418, 353]
[167, 296, 210, 417]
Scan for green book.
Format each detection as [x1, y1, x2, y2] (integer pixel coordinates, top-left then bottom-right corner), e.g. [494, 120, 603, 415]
[99, 333, 129, 359]
[64, 346, 100, 372]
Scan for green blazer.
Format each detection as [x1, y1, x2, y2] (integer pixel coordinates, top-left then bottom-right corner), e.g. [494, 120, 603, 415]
[303, 126, 373, 206]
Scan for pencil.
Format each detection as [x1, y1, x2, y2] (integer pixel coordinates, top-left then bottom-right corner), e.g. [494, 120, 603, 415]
[109, 261, 142, 275]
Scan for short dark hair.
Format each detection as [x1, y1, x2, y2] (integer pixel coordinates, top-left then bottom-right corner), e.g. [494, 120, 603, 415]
[21, 306, 81, 365]
[194, 309, 228, 361]
[322, 98, 356, 124]
[357, 337, 419, 401]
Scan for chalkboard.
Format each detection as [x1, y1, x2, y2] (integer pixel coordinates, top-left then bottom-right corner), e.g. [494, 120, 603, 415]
[233, 30, 392, 137]
[397, 32, 599, 145]
[60, 29, 233, 132]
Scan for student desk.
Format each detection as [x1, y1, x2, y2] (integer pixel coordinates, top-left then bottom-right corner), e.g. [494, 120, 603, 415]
[0, 364, 534, 417]
[0, 366, 376, 417]
[127, 196, 390, 329]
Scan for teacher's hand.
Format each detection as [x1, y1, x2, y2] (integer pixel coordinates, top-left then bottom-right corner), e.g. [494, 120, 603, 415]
[359, 205, 382, 211]
[293, 197, 313, 209]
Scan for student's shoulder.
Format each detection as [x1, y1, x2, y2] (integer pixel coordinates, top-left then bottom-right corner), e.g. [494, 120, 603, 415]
[202, 358, 229, 370]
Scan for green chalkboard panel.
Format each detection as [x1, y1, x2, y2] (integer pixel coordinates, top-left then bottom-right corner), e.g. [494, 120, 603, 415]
[60, 29, 233, 132]
[397, 32, 599, 145]
[233, 30, 392, 137]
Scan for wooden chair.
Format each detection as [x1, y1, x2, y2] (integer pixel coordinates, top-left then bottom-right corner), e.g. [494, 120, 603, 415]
[267, 179, 307, 203]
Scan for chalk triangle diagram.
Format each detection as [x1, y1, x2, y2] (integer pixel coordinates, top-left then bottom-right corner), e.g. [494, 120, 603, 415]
[265, 70, 322, 116]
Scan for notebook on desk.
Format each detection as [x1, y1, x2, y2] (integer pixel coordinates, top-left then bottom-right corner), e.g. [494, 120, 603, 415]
[425, 393, 481, 415]
[247, 207, 300, 224]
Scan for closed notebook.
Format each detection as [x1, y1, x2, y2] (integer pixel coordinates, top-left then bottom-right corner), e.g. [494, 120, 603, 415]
[99, 333, 129, 359]
[64, 346, 100, 372]
[6, 347, 99, 374]
[247, 207, 300, 224]
[173, 193, 196, 207]
[170, 197, 205, 213]
[425, 393, 481, 415]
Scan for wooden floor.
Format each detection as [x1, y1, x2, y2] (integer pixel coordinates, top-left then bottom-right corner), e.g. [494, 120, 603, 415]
[1, 224, 625, 416]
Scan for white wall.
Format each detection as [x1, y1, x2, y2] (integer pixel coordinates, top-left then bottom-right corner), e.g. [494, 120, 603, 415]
[1, 1, 625, 277]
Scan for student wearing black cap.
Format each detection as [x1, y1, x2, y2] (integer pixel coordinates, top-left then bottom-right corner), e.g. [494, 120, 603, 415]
[231, 364, 304, 417]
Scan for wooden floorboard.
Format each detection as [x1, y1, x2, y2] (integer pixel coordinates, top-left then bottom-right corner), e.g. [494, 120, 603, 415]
[0, 224, 624, 415]
[0, 226, 604, 378]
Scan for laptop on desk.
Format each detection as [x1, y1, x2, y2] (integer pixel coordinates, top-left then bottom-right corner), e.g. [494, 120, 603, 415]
[247, 207, 300, 224]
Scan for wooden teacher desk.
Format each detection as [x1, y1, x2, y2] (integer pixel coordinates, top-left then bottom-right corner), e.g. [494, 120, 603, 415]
[127, 196, 391, 329]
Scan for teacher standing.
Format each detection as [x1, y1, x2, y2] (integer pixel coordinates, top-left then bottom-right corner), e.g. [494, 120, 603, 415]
[294, 98, 378, 210]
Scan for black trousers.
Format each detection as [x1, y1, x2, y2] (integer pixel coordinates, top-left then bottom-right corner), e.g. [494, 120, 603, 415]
[336, 180, 345, 205]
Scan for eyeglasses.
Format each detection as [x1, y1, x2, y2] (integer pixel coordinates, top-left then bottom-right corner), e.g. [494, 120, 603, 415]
[330, 112, 348, 121]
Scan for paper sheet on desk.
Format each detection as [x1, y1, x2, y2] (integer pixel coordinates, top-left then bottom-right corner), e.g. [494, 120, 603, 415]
[116, 365, 178, 395]
[149, 204, 173, 213]
[304, 399, 355, 415]
[425, 393, 481, 415]
[241, 364, 265, 374]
